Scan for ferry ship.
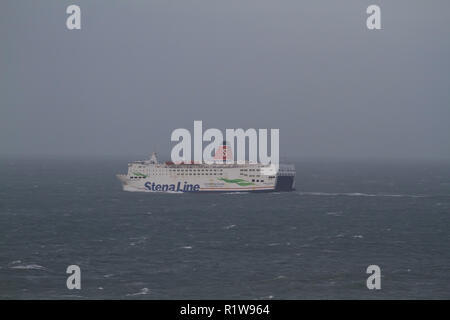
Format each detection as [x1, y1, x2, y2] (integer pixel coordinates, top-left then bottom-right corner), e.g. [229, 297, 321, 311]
[116, 144, 295, 193]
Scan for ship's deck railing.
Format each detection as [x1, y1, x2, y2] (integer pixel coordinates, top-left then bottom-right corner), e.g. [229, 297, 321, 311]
[158, 164, 294, 169]
[130, 161, 296, 171]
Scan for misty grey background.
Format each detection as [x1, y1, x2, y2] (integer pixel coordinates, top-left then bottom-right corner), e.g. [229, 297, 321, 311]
[1, 0, 449, 159]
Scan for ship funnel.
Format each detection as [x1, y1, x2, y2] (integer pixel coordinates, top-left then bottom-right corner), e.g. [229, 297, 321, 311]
[214, 141, 233, 162]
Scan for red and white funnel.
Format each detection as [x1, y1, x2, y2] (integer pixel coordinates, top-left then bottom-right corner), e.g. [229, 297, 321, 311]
[213, 141, 233, 162]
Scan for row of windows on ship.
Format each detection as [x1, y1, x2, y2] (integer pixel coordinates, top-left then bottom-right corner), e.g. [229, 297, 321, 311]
[132, 166, 260, 172]
[129, 170, 225, 178]
[130, 173, 269, 178]
[129, 168, 266, 178]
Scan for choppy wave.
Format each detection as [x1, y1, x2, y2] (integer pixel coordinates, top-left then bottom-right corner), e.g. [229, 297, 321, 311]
[297, 191, 426, 198]
[326, 211, 342, 216]
[10, 264, 48, 271]
[126, 288, 150, 296]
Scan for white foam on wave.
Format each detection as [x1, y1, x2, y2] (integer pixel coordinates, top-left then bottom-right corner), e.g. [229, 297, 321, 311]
[297, 191, 426, 198]
[326, 211, 342, 216]
[129, 236, 147, 246]
[268, 242, 281, 246]
[10, 264, 48, 271]
[126, 288, 151, 296]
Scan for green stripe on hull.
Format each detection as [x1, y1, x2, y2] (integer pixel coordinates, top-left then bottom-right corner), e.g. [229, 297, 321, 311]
[132, 172, 148, 178]
[217, 178, 255, 186]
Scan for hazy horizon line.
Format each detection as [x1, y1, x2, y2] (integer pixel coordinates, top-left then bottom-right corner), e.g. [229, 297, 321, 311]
[2, 153, 450, 164]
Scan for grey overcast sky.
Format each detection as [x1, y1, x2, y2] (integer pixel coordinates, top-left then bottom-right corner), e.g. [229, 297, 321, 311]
[1, 1, 449, 159]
